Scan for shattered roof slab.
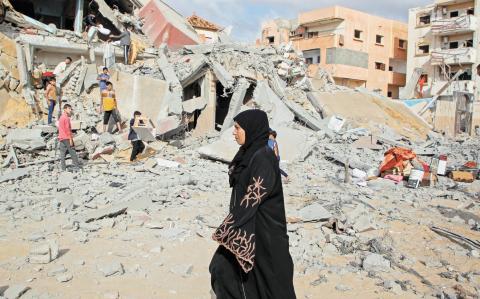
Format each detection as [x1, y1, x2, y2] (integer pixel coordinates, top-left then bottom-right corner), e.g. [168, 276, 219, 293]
[139, 0, 200, 48]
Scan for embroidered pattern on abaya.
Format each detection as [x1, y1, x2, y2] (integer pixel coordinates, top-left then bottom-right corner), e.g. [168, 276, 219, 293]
[212, 176, 267, 272]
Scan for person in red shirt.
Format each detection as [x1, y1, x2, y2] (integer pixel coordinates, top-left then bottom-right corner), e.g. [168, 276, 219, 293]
[58, 104, 81, 171]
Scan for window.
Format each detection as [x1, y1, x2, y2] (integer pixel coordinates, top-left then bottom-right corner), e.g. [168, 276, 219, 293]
[418, 14, 431, 26]
[376, 35, 384, 45]
[418, 44, 430, 54]
[450, 11, 459, 18]
[308, 31, 318, 38]
[399, 39, 407, 49]
[449, 41, 459, 49]
[389, 66, 393, 71]
[305, 57, 313, 65]
[450, 69, 472, 81]
[466, 39, 473, 47]
[267, 36, 275, 44]
[388, 91, 393, 98]
[467, 8, 474, 15]
[354, 29, 363, 40]
[339, 34, 345, 46]
[375, 62, 386, 71]
[317, 56, 321, 63]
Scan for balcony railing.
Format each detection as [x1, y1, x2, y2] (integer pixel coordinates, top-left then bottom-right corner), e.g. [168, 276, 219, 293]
[431, 15, 476, 35]
[431, 47, 476, 65]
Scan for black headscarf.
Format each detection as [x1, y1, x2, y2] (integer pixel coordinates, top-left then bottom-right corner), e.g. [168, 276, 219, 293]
[228, 109, 270, 187]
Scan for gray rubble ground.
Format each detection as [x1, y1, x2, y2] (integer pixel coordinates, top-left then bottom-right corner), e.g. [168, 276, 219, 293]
[0, 124, 479, 299]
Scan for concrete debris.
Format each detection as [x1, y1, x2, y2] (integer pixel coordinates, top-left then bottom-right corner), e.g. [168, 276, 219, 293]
[3, 284, 30, 299]
[298, 203, 332, 222]
[0, 1, 479, 298]
[98, 262, 124, 277]
[362, 253, 391, 273]
[28, 240, 59, 264]
[0, 168, 30, 183]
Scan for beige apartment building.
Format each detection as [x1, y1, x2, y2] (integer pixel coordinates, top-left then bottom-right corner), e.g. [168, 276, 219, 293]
[261, 6, 408, 98]
[405, 0, 480, 136]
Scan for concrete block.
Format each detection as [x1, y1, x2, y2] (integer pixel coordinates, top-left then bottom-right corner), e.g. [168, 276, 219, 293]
[298, 203, 332, 222]
[0, 168, 30, 183]
[221, 78, 250, 132]
[253, 80, 294, 127]
[3, 285, 30, 299]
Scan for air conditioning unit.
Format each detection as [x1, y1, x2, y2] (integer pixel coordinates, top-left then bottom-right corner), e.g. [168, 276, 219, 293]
[443, 36, 449, 43]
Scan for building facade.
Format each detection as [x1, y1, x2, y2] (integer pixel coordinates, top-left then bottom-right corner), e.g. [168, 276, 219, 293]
[261, 6, 408, 98]
[406, 0, 480, 136]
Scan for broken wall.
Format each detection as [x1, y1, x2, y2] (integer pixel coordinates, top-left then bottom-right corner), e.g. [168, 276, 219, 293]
[111, 71, 168, 128]
[0, 32, 35, 126]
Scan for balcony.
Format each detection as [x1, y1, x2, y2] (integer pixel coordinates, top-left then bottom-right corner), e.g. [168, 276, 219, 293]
[431, 15, 476, 36]
[389, 72, 406, 86]
[430, 79, 475, 96]
[430, 47, 476, 65]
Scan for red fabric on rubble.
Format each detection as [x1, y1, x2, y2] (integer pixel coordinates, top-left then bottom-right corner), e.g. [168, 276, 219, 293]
[379, 147, 417, 173]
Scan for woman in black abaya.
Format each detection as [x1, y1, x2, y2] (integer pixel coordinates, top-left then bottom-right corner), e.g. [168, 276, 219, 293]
[209, 109, 296, 299]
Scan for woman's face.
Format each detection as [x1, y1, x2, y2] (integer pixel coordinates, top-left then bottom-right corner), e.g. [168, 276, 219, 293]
[233, 122, 246, 145]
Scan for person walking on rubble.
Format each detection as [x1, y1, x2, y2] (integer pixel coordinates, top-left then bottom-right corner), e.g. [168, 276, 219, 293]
[268, 129, 289, 181]
[128, 111, 145, 162]
[209, 110, 296, 299]
[58, 104, 81, 171]
[45, 77, 58, 125]
[100, 82, 122, 134]
[109, 25, 132, 65]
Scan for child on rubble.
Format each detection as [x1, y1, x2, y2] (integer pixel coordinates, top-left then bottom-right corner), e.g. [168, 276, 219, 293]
[268, 129, 289, 181]
[45, 77, 58, 125]
[128, 111, 145, 162]
[100, 82, 122, 134]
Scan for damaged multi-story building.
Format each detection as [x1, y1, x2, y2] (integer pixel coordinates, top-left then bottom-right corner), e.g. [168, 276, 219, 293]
[261, 6, 409, 99]
[404, 0, 480, 137]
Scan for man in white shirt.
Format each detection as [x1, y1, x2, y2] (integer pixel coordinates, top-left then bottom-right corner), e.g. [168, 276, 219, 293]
[53, 57, 72, 77]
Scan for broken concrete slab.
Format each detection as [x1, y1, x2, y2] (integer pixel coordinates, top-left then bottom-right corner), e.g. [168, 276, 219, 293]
[283, 100, 324, 131]
[139, 0, 200, 48]
[98, 261, 124, 277]
[199, 126, 313, 164]
[3, 284, 30, 299]
[5, 128, 42, 144]
[113, 71, 168, 129]
[298, 203, 332, 222]
[221, 78, 250, 132]
[133, 126, 156, 142]
[0, 167, 30, 183]
[182, 97, 207, 113]
[81, 204, 128, 223]
[210, 61, 234, 89]
[96, 0, 125, 32]
[253, 80, 294, 127]
[362, 253, 391, 273]
[180, 55, 208, 87]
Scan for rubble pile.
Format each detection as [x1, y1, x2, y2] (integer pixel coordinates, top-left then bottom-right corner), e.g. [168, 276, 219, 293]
[0, 0, 479, 298]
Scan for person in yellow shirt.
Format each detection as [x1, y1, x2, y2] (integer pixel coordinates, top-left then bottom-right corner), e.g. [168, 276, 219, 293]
[100, 82, 122, 133]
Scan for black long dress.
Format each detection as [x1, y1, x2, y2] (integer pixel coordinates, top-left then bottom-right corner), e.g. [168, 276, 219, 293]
[209, 146, 296, 299]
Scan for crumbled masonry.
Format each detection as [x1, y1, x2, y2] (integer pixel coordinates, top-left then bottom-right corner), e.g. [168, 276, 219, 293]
[0, 0, 479, 298]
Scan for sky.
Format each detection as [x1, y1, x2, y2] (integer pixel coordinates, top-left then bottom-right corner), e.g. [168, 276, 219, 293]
[165, 0, 433, 42]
